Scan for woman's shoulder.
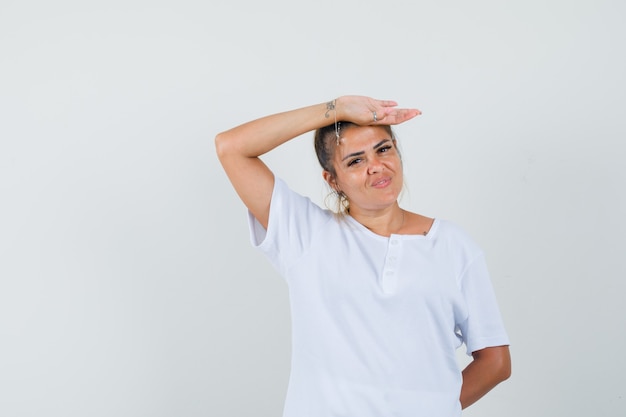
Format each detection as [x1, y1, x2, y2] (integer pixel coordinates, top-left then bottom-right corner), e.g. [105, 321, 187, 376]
[432, 218, 484, 254]
[272, 176, 335, 221]
[401, 211, 435, 236]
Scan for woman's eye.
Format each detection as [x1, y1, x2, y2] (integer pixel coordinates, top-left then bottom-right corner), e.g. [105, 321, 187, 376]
[348, 158, 361, 166]
[379, 146, 392, 153]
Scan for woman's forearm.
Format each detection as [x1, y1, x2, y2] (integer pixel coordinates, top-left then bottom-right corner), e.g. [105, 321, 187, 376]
[215, 95, 420, 159]
[215, 101, 333, 159]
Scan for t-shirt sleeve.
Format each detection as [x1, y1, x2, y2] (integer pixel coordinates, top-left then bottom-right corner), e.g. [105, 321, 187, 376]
[248, 177, 331, 277]
[457, 252, 510, 355]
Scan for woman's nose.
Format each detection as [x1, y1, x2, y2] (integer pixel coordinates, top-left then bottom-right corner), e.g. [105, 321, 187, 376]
[367, 156, 383, 174]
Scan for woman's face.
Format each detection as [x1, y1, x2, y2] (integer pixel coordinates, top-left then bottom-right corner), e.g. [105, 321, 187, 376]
[325, 125, 403, 214]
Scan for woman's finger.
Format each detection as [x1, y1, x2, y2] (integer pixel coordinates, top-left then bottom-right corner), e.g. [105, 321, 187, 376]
[377, 108, 422, 125]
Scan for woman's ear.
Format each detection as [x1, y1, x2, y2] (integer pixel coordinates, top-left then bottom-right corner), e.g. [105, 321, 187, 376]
[322, 170, 338, 191]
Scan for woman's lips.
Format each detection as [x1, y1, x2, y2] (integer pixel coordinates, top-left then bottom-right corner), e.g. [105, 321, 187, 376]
[371, 177, 391, 188]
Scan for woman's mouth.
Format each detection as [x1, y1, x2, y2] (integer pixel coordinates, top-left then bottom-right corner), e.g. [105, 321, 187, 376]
[371, 177, 391, 188]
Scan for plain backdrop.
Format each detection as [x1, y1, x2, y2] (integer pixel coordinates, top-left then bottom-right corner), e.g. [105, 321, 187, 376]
[1, 0, 625, 416]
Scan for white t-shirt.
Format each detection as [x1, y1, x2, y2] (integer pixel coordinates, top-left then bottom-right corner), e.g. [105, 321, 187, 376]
[248, 177, 510, 417]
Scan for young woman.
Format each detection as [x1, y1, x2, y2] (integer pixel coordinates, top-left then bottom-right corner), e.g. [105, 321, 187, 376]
[215, 95, 511, 417]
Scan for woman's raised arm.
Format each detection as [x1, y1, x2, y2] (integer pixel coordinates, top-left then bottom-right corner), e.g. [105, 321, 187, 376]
[214, 96, 420, 228]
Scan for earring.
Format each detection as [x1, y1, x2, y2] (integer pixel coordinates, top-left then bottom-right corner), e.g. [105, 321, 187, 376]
[337, 190, 349, 212]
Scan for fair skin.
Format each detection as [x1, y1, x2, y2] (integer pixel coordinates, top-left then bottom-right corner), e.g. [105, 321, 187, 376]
[215, 95, 510, 409]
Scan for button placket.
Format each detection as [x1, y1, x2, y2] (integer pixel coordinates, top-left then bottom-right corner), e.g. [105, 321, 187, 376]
[381, 238, 402, 293]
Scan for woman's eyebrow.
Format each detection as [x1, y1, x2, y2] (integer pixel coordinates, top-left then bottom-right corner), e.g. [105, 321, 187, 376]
[341, 139, 392, 162]
[342, 150, 365, 162]
[372, 139, 391, 150]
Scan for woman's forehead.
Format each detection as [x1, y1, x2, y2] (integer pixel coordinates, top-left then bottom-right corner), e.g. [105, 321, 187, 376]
[337, 126, 392, 151]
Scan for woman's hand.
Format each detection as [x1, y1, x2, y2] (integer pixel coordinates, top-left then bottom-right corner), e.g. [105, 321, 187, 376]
[335, 95, 421, 126]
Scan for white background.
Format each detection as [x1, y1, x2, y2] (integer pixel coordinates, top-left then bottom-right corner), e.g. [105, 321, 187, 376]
[1, 0, 625, 416]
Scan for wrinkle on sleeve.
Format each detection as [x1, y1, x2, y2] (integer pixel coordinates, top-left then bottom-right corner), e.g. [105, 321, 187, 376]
[248, 177, 331, 277]
[457, 253, 510, 355]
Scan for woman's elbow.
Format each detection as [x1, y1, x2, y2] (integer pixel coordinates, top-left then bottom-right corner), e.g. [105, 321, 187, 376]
[474, 345, 512, 382]
[215, 131, 242, 163]
[496, 347, 512, 382]
[214, 131, 229, 159]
